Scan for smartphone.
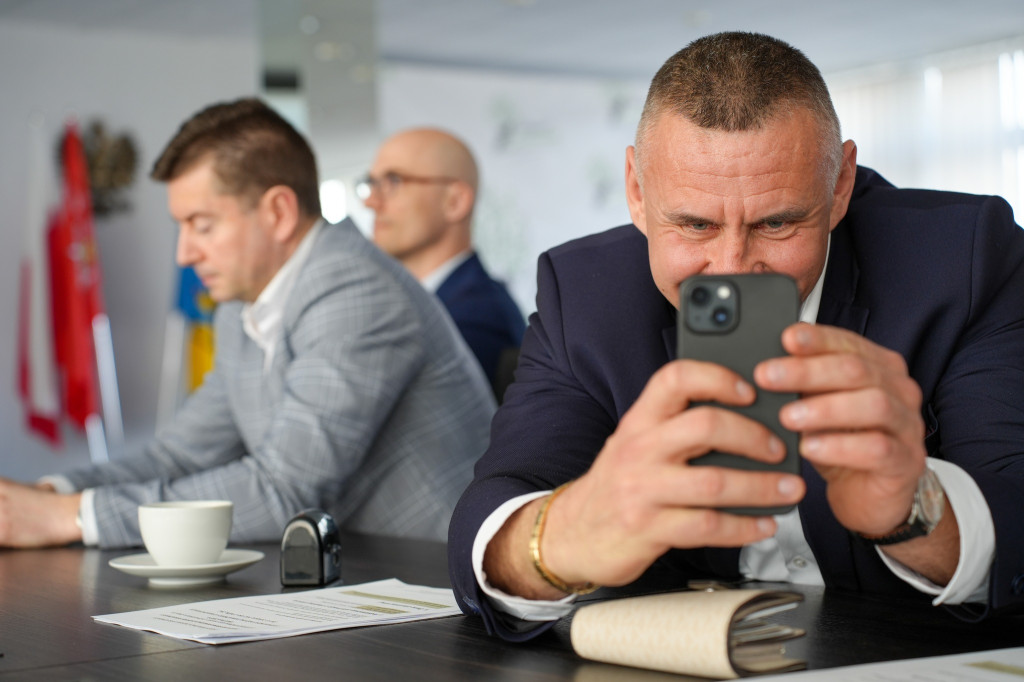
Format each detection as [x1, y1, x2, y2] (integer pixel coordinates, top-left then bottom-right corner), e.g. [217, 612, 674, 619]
[677, 273, 800, 515]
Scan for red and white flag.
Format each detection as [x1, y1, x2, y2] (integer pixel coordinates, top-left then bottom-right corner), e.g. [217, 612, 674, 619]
[17, 116, 61, 446]
[17, 120, 113, 456]
[50, 122, 106, 433]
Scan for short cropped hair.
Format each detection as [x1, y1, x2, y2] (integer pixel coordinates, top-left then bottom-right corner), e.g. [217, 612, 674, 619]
[151, 97, 321, 217]
[635, 32, 842, 184]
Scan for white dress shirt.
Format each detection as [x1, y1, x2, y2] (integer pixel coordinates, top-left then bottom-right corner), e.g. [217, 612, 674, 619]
[241, 220, 323, 373]
[472, 244, 995, 621]
[419, 250, 473, 293]
[44, 220, 325, 546]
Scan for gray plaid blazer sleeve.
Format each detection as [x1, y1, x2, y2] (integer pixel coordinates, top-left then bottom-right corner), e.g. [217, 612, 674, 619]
[64, 221, 495, 548]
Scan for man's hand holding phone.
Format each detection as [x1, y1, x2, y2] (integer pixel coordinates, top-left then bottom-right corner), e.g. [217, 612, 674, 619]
[754, 323, 959, 585]
[674, 273, 932, 541]
[536, 358, 807, 592]
[755, 323, 931, 539]
[525, 273, 807, 593]
[490, 275, 947, 598]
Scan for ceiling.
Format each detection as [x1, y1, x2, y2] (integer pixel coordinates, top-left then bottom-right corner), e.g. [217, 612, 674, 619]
[376, 0, 1024, 79]
[0, 0, 254, 39]
[3, 0, 1024, 80]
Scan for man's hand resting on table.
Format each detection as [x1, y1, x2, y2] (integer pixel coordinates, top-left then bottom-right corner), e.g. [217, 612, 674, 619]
[0, 477, 82, 548]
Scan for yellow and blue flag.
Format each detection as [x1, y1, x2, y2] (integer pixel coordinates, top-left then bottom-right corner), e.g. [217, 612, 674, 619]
[176, 266, 215, 392]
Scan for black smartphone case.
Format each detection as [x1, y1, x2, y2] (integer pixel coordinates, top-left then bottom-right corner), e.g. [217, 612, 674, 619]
[677, 273, 801, 515]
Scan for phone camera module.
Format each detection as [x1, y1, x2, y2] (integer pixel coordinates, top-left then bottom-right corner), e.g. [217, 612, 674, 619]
[690, 286, 711, 307]
[681, 278, 740, 334]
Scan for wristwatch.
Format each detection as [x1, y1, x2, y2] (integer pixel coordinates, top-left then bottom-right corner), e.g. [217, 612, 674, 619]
[860, 468, 945, 546]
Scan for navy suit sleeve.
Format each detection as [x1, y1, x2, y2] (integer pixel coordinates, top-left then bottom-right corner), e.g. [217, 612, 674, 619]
[812, 188, 1024, 615]
[437, 256, 526, 383]
[445, 298, 525, 383]
[926, 196, 1024, 618]
[447, 251, 617, 640]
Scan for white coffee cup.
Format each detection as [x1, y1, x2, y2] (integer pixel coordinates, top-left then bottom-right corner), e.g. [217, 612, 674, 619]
[138, 500, 233, 566]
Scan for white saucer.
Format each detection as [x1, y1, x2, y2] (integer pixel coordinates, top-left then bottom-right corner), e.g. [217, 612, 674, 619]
[109, 549, 265, 587]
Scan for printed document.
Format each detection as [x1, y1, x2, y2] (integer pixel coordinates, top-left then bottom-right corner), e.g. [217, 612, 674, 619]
[752, 647, 1024, 681]
[94, 578, 460, 644]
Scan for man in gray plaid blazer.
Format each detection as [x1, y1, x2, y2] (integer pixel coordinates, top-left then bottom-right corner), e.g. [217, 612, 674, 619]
[0, 98, 495, 549]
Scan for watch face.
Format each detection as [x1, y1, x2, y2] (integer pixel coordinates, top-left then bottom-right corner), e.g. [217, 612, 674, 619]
[917, 468, 946, 530]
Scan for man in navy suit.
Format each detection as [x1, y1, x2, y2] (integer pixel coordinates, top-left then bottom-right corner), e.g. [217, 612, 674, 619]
[361, 129, 525, 394]
[448, 31, 1024, 640]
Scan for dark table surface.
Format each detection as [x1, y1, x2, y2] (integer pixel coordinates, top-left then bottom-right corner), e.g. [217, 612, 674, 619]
[1, 533, 1022, 681]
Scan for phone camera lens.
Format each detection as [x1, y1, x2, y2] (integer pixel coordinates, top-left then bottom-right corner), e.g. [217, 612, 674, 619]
[712, 307, 731, 326]
[690, 286, 711, 306]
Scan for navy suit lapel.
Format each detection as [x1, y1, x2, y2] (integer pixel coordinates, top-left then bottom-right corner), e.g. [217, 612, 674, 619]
[798, 222, 869, 592]
[817, 224, 868, 334]
[662, 317, 677, 361]
[435, 253, 480, 306]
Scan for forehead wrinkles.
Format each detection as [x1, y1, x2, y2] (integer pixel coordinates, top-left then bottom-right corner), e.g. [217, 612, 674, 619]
[657, 156, 808, 222]
[649, 117, 825, 218]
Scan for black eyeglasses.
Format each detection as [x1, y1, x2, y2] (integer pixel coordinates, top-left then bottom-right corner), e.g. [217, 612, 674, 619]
[355, 171, 458, 201]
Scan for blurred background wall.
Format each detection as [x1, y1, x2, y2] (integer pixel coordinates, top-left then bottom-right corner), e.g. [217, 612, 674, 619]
[2, 0, 1023, 479]
[0, 1, 258, 479]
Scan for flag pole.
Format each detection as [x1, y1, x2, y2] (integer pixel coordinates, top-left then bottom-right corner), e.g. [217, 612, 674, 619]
[84, 413, 109, 464]
[92, 313, 123, 454]
[156, 310, 186, 429]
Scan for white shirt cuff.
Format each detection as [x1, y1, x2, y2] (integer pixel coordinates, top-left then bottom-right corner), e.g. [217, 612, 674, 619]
[876, 458, 993, 605]
[472, 491, 577, 621]
[39, 476, 99, 547]
[37, 474, 75, 494]
[78, 488, 100, 547]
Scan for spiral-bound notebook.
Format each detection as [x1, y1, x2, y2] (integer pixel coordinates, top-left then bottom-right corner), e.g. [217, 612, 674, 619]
[570, 588, 806, 679]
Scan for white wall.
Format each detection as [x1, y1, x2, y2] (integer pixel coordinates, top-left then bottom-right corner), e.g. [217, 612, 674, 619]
[829, 37, 1024, 220]
[0, 18, 258, 480]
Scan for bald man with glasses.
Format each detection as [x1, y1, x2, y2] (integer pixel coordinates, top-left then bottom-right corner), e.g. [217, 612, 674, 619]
[359, 129, 525, 398]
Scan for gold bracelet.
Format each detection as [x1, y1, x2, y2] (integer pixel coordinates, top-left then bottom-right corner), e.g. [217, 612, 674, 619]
[529, 482, 599, 595]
